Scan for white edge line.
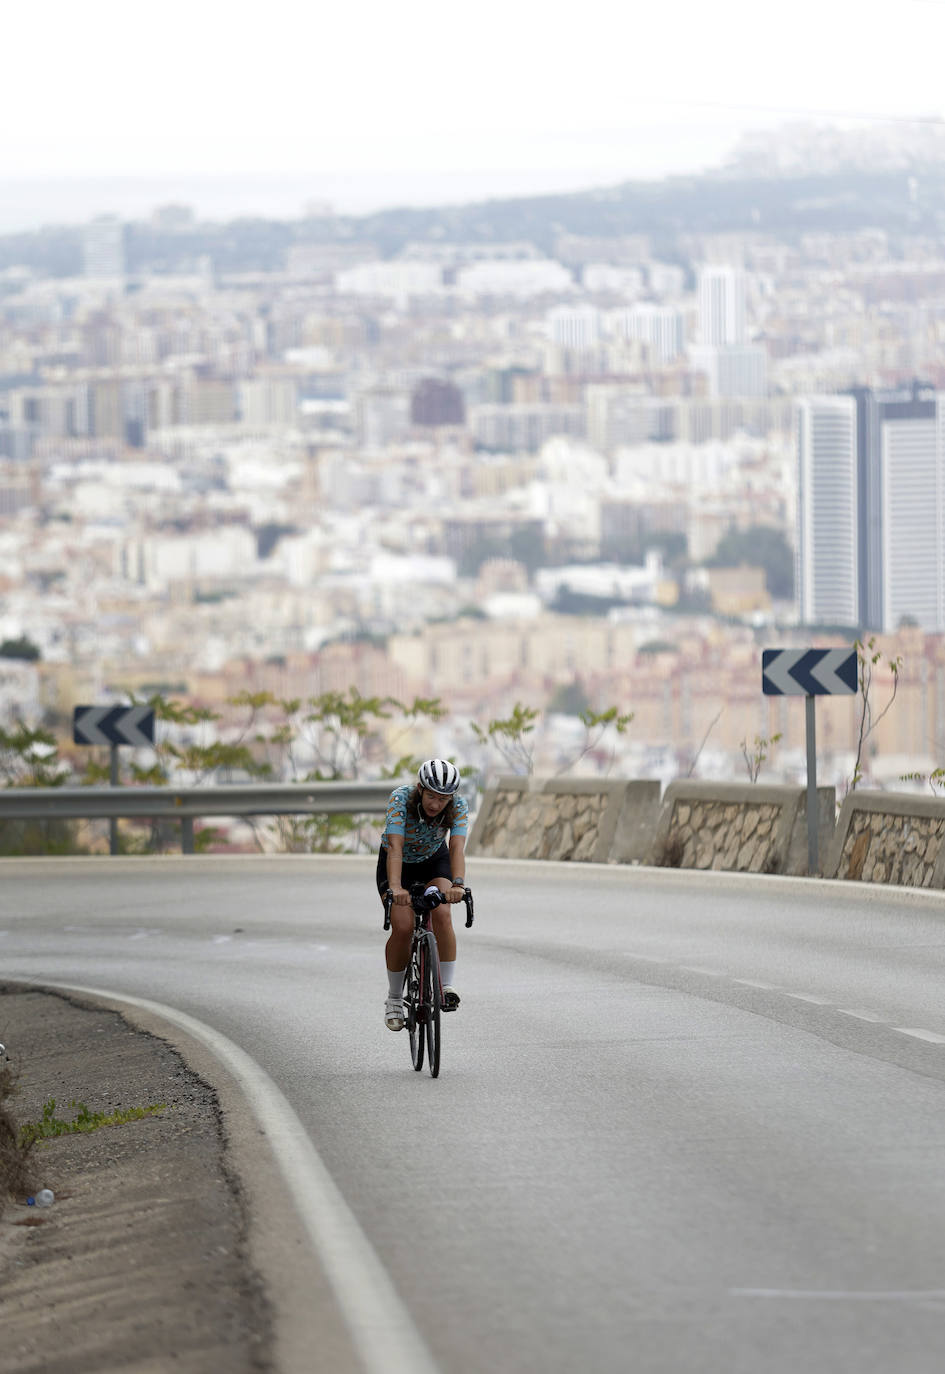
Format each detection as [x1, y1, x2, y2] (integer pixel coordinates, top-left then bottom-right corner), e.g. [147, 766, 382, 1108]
[783, 993, 833, 1005]
[29, 980, 440, 1374]
[894, 1027, 945, 1044]
[836, 1009, 889, 1023]
[731, 1288, 945, 1301]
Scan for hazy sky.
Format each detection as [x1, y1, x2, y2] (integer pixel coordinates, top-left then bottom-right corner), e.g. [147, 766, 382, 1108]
[3, 0, 944, 224]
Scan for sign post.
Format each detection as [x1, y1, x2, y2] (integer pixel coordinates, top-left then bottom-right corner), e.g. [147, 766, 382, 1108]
[73, 705, 156, 855]
[762, 647, 858, 875]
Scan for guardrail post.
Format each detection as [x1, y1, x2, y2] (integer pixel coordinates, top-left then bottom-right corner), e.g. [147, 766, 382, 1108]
[181, 817, 195, 854]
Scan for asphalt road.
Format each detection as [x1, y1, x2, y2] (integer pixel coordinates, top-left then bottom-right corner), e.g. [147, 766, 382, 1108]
[4, 855, 945, 1374]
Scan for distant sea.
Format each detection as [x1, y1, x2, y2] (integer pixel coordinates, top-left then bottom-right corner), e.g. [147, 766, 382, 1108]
[0, 167, 671, 233]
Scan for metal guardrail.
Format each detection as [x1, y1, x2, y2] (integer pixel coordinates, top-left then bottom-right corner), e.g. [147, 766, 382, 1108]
[0, 782, 394, 854]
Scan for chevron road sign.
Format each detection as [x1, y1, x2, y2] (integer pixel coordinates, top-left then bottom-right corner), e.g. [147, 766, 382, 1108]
[73, 704, 155, 748]
[762, 647, 858, 697]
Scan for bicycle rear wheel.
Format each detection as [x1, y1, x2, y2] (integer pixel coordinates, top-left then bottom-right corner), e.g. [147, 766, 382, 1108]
[423, 931, 442, 1079]
[407, 941, 424, 1072]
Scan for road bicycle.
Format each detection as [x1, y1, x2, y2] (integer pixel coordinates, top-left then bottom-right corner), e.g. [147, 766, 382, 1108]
[383, 880, 474, 1079]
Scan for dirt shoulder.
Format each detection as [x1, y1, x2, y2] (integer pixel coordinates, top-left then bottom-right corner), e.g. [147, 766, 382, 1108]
[0, 987, 272, 1374]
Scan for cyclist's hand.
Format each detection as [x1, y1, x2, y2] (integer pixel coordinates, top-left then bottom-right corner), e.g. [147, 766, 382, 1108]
[448, 885, 467, 903]
[391, 886, 410, 905]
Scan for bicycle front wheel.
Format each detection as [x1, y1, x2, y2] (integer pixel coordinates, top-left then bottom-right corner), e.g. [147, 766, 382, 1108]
[423, 931, 442, 1079]
[408, 942, 424, 1072]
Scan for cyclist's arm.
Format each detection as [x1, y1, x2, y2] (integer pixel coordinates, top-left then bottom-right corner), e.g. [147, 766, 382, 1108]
[385, 834, 409, 903]
[448, 834, 467, 899]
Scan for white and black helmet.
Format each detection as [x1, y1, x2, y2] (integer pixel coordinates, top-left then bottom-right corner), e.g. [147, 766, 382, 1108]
[417, 758, 461, 795]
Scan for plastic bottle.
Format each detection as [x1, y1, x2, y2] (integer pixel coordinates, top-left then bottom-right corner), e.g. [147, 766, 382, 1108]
[34, 1189, 54, 1208]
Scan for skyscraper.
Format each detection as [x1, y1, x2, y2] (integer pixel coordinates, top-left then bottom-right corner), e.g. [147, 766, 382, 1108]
[83, 216, 125, 279]
[796, 385, 945, 631]
[795, 395, 859, 626]
[698, 266, 746, 346]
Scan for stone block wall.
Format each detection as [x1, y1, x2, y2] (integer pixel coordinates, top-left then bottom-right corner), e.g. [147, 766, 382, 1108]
[468, 776, 945, 889]
[827, 792, 945, 888]
[648, 781, 835, 877]
[468, 777, 659, 865]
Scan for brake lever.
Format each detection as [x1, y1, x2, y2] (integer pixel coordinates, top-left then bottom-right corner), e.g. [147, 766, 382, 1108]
[383, 889, 393, 931]
[463, 887, 474, 929]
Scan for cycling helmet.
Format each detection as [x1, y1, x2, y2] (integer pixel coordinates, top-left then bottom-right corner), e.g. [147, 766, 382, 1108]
[417, 758, 461, 795]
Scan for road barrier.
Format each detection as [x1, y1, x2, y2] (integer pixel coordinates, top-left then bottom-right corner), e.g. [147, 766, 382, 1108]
[0, 782, 393, 854]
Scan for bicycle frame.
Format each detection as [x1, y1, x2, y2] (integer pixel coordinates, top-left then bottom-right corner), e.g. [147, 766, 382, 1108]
[382, 880, 474, 1078]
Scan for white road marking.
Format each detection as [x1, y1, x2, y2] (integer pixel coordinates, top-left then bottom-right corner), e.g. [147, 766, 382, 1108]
[894, 1028, 945, 1044]
[784, 993, 832, 1005]
[732, 1288, 945, 1301]
[678, 965, 724, 977]
[732, 979, 778, 989]
[127, 929, 156, 941]
[29, 980, 440, 1374]
[211, 935, 233, 945]
[837, 1009, 889, 1023]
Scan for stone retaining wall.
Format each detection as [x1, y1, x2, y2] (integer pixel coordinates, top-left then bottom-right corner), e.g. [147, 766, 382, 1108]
[468, 777, 945, 888]
[827, 792, 945, 888]
[467, 777, 659, 865]
[648, 781, 836, 876]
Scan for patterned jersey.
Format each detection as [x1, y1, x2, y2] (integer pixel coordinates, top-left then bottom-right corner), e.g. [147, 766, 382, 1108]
[381, 784, 469, 862]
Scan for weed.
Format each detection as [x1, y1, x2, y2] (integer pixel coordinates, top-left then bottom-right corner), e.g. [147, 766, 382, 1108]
[656, 831, 686, 868]
[0, 1064, 36, 1201]
[19, 1097, 166, 1148]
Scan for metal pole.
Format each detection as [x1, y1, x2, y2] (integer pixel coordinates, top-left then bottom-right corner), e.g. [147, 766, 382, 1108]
[181, 817, 195, 855]
[109, 745, 120, 856]
[805, 694, 817, 875]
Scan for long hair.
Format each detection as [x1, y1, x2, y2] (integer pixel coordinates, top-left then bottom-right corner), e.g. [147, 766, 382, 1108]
[409, 782, 457, 831]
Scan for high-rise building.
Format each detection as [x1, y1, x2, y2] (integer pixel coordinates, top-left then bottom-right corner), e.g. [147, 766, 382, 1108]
[83, 216, 125, 278]
[796, 385, 945, 631]
[795, 395, 859, 626]
[698, 266, 746, 346]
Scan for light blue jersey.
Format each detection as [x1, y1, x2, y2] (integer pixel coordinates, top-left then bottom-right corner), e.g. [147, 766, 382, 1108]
[381, 784, 469, 863]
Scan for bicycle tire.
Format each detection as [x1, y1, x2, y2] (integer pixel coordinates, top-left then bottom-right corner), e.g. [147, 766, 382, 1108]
[423, 930, 442, 1079]
[408, 939, 425, 1072]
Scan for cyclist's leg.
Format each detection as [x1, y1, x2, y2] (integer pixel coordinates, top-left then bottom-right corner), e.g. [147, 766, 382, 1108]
[423, 847, 459, 1009]
[378, 847, 412, 1029]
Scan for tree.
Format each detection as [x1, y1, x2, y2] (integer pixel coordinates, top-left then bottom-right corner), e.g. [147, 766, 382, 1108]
[0, 637, 40, 662]
[0, 721, 81, 856]
[471, 704, 540, 775]
[849, 637, 902, 792]
[740, 732, 782, 783]
[707, 525, 794, 599]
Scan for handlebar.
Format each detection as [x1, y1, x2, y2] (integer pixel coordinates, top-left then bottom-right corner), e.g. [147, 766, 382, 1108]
[382, 882, 475, 930]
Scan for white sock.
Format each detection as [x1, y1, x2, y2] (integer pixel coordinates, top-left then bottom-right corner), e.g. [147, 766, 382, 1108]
[439, 961, 456, 988]
[387, 968, 406, 998]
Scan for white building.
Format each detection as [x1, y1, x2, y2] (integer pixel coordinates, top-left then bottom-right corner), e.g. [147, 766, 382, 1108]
[456, 260, 573, 298]
[795, 395, 859, 625]
[83, 216, 125, 279]
[698, 265, 746, 346]
[547, 305, 601, 350]
[609, 304, 685, 364]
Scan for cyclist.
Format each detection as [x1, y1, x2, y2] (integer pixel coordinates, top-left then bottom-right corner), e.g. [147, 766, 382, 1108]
[378, 758, 469, 1031]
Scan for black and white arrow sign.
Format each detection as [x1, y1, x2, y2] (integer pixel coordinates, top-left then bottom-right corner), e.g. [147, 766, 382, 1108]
[762, 647, 858, 696]
[73, 704, 156, 748]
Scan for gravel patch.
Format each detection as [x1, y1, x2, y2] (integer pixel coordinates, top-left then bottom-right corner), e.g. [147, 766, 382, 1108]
[0, 987, 273, 1374]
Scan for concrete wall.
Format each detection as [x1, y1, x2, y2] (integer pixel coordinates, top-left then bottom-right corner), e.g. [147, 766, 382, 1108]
[469, 776, 945, 888]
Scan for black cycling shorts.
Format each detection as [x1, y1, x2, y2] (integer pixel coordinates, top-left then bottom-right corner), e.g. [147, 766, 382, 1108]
[376, 842, 452, 900]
